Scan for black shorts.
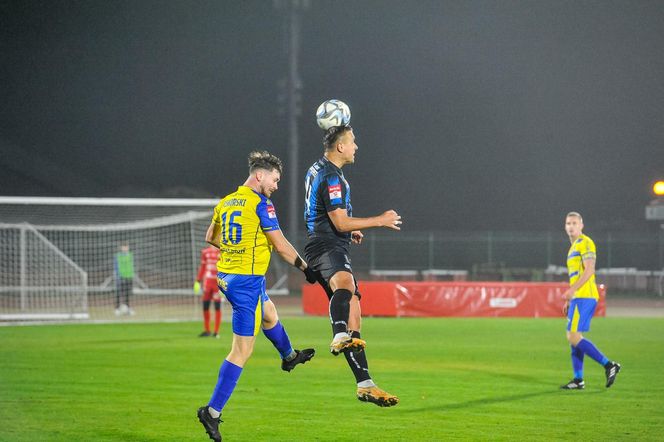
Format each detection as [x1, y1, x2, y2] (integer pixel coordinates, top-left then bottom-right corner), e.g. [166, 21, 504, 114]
[304, 240, 360, 300]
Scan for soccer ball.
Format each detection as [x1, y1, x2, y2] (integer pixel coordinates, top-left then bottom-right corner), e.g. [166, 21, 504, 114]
[316, 99, 351, 130]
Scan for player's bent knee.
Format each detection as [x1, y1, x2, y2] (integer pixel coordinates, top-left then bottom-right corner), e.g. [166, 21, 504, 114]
[567, 332, 583, 346]
[330, 271, 355, 292]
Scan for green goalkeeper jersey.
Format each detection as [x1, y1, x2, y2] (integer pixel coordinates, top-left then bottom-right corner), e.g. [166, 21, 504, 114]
[115, 252, 134, 279]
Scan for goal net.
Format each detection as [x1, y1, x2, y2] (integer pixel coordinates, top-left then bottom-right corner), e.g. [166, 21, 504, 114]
[0, 197, 290, 323]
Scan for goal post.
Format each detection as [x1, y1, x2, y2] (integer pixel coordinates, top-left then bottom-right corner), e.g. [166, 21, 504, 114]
[0, 223, 88, 320]
[0, 197, 291, 323]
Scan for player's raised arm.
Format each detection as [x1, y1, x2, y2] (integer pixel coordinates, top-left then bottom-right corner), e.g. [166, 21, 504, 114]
[328, 208, 402, 232]
[264, 229, 317, 283]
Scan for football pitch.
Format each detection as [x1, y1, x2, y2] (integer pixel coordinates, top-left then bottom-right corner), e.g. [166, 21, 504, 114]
[1, 316, 663, 441]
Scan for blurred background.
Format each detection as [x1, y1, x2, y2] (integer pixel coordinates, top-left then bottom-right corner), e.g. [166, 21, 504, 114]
[1, 0, 663, 315]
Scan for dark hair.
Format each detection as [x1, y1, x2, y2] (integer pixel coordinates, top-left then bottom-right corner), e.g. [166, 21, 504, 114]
[248, 150, 283, 174]
[323, 125, 353, 150]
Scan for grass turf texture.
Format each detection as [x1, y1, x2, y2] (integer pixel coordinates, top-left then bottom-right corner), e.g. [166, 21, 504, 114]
[1, 317, 663, 441]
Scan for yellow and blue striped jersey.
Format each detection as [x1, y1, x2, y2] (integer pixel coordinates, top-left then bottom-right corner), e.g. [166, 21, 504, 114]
[212, 186, 280, 275]
[566, 234, 599, 300]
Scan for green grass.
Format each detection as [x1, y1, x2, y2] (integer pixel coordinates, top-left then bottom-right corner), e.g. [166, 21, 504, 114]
[1, 317, 664, 441]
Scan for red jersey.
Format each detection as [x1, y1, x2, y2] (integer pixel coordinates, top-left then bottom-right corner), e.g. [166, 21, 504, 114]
[197, 246, 220, 290]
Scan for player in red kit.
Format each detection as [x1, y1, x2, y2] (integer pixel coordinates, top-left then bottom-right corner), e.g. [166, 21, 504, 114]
[196, 245, 222, 337]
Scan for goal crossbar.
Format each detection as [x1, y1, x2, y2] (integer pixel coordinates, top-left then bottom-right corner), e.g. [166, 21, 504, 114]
[0, 196, 219, 207]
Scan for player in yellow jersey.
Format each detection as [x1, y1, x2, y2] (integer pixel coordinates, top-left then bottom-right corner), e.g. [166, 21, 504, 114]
[197, 151, 318, 442]
[560, 212, 621, 390]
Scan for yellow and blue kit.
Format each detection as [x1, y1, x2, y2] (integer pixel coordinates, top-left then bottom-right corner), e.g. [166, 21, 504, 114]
[566, 234, 599, 332]
[212, 186, 280, 336]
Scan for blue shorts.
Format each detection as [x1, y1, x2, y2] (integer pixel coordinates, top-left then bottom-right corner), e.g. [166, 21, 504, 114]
[566, 298, 597, 332]
[217, 272, 270, 337]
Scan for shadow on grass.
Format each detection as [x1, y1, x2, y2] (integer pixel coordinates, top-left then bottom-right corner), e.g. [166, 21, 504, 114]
[404, 388, 605, 413]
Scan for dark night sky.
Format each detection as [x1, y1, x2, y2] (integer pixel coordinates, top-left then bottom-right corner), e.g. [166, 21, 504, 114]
[1, 0, 663, 232]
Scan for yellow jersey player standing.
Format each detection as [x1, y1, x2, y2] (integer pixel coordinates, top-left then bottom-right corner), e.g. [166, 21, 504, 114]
[197, 151, 318, 442]
[560, 212, 621, 390]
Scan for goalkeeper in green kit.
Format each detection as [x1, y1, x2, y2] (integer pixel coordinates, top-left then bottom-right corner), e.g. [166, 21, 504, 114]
[114, 243, 135, 316]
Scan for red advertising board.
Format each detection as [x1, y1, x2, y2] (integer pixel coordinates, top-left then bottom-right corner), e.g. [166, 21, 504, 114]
[302, 281, 606, 318]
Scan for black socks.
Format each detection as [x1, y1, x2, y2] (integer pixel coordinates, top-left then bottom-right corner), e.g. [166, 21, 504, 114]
[344, 331, 371, 383]
[329, 289, 352, 335]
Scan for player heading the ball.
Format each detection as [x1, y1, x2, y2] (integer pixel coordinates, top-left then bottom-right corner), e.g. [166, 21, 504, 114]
[304, 100, 401, 407]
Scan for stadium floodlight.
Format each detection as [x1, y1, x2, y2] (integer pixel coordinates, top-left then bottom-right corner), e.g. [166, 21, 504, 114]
[646, 181, 664, 221]
[653, 180, 664, 196]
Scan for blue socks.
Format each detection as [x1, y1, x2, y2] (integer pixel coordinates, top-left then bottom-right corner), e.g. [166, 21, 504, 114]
[575, 338, 609, 367]
[262, 321, 294, 360]
[208, 359, 243, 412]
[570, 345, 584, 379]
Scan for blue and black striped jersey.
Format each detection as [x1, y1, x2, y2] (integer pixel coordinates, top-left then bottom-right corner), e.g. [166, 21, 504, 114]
[303, 157, 352, 242]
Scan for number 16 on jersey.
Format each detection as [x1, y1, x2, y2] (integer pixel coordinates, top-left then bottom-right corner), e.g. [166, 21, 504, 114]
[221, 211, 242, 244]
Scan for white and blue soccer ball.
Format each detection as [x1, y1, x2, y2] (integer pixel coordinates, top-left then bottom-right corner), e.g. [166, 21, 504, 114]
[316, 99, 351, 130]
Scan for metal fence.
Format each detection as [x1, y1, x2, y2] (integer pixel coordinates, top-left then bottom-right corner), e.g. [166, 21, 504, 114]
[312, 230, 663, 271]
[291, 230, 664, 294]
